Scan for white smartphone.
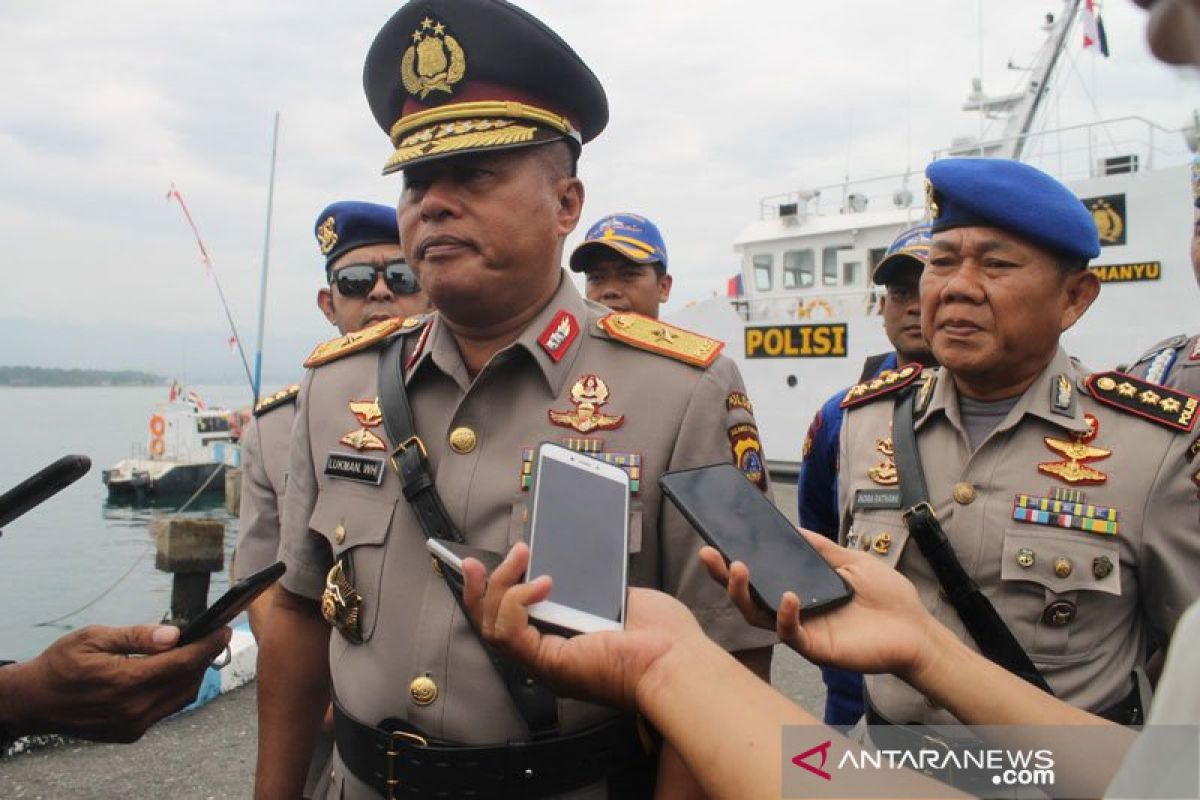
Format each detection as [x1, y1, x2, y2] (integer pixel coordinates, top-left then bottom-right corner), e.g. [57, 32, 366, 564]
[526, 442, 630, 635]
[424, 538, 503, 575]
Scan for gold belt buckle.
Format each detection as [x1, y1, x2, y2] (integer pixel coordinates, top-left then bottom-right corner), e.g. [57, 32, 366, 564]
[389, 435, 428, 473]
[386, 730, 428, 799]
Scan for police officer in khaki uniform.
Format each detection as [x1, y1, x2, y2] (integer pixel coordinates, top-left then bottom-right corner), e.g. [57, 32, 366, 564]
[838, 158, 1200, 731]
[1125, 157, 1200, 393]
[254, 2, 774, 798]
[235, 201, 428, 800]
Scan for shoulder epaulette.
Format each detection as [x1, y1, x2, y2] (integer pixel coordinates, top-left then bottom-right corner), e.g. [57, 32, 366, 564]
[1086, 370, 1199, 432]
[303, 315, 426, 368]
[839, 364, 923, 409]
[596, 312, 723, 368]
[253, 384, 300, 417]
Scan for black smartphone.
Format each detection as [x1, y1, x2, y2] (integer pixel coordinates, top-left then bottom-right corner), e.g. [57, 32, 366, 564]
[526, 442, 630, 634]
[659, 463, 852, 616]
[0, 455, 92, 531]
[176, 561, 286, 646]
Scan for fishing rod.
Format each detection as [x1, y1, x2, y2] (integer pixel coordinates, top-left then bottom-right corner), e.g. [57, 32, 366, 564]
[166, 182, 256, 396]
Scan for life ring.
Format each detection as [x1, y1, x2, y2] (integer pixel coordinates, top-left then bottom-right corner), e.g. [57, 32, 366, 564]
[149, 415, 166, 437]
[149, 437, 165, 458]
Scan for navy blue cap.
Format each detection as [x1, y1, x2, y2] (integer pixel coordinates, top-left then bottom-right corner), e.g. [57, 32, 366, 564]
[364, 0, 608, 174]
[314, 201, 400, 270]
[925, 158, 1100, 261]
[569, 213, 668, 273]
[872, 223, 930, 285]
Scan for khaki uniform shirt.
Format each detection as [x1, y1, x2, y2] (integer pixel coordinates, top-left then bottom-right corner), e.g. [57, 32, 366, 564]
[234, 396, 295, 580]
[1128, 333, 1200, 394]
[279, 275, 775, 799]
[839, 347, 1200, 725]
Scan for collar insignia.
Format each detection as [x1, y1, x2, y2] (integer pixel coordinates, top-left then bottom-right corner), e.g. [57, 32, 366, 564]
[548, 374, 624, 434]
[1037, 413, 1110, 485]
[538, 310, 580, 363]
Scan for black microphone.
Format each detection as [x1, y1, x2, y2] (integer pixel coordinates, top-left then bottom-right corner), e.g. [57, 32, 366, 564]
[0, 455, 92, 533]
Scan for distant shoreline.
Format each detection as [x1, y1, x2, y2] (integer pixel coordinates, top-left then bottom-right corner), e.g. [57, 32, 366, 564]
[0, 366, 164, 388]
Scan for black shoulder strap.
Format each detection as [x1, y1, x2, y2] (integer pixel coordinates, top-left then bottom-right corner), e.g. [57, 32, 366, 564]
[891, 388, 1055, 696]
[376, 334, 561, 737]
[858, 352, 892, 383]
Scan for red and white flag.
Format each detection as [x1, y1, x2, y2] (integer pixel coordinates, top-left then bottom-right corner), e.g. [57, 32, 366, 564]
[186, 390, 206, 410]
[1082, 0, 1110, 57]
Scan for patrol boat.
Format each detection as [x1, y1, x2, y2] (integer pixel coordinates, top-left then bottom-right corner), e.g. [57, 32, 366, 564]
[102, 394, 241, 501]
[670, 0, 1200, 474]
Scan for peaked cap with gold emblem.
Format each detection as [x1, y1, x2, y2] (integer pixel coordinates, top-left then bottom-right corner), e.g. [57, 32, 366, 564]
[364, 0, 609, 174]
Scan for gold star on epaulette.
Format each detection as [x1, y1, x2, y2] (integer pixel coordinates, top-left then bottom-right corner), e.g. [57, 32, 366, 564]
[597, 313, 723, 368]
[303, 316, 426, 369]
[1087, 371, 1199, 432]
[839, 365, 923, 410]
[253, 383, 301, 417]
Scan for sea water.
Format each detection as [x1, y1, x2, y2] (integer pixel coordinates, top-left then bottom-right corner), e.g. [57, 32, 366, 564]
[0, 385, 250, 660]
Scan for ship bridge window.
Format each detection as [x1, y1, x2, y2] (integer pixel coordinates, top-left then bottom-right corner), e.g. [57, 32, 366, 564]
[822, 245, 851, 286]
[196, 416, 231, 434]
[753, 254, 773, 291]
[783, 250, 814, 289]
[842, 260, 862, 285]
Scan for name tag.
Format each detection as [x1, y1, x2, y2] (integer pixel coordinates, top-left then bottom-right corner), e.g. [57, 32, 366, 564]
[324, 453, 386, 486]
[853, 488, 901, 510]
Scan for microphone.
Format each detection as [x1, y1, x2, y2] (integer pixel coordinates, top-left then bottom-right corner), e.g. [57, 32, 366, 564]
[0, 455, 92, 533]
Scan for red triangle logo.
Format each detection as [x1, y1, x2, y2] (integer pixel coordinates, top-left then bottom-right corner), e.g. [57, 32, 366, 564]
[791, 740, 833, 781]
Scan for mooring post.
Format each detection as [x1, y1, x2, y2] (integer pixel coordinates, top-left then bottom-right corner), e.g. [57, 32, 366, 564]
[152, 517, 225, 627]
[224, 467, 242, 516]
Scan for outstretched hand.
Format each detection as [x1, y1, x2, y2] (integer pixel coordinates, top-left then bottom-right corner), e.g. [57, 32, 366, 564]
[701, 530, 936, 679]
[462, 543, 704, 711]
[0, 623, 231, 743]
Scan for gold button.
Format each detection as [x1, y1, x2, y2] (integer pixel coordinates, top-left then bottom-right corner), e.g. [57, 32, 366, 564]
[449, 426, 477, 454]
[410, 675, 438, 706]
[872, 532, 892, 555]
[1016, 548, 1035, 568]
[1093, 556, 1114, 580]
[952, 482, 976, 505]
[1054, 557, 1073, 578]
[334, 523, 346, 545]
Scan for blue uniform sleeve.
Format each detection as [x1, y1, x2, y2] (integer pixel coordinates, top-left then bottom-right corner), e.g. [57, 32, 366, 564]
[797, 393, 845, 540]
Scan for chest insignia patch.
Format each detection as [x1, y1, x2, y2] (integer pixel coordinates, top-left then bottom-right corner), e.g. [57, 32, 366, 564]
[519, 445, 642, 494]
[1037, 413, 1110, 485]
[1012, 487, 1119, 537]
[726, 392, 754, 414]
[548, 374, 625, 434]
[867, 434, 898, 486]
[728, 423, 768, 491]
[339, 398, 387, 452]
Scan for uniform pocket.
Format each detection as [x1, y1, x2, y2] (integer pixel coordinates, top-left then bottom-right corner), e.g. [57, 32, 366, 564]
[309, 489, 397, 642]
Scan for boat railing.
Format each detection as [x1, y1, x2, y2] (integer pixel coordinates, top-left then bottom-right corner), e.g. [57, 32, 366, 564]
[733, 286, 878, 323]
[758, 115, 1195, 221]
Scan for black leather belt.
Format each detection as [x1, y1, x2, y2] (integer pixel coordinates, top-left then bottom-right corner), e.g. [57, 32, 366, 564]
[333, 700, 651, 799]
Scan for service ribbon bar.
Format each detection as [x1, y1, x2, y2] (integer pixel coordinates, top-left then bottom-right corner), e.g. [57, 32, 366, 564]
[1012, 493, 1119, 536]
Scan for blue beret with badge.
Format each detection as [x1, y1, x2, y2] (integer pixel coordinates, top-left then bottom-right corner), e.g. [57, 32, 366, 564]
[872, 222, 930, 285]
[314, 201, 400, 272]
[363, 0, 608, 175]
[925, 158, 1100, 261]
[569, 213, 669, 274]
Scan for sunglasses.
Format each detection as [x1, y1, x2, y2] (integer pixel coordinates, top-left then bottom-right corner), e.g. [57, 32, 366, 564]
[330, 259, 420, 297]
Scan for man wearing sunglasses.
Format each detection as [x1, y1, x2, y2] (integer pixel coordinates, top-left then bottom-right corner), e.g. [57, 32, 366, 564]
[234, 199, 428, 800]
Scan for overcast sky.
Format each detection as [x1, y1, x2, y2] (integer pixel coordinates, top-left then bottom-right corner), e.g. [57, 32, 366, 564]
[2, 0, 1196, 384]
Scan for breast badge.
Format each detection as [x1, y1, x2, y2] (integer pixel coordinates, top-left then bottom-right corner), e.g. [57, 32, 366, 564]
[728, 423, 768, 491]
[322, 560, 363, 644]
[867, 434, 898, 486]
[1037, 413, 1110, 485]
[340, 398, 387, 452]
[1012, 486, 1119, 537]
[548, 375, 624, 434]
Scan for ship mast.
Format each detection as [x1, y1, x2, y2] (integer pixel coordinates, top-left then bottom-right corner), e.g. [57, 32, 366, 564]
[957, 0, 1082, 160]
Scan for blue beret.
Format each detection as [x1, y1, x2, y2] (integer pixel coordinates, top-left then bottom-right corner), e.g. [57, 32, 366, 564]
[364, 0, 608, 174]
[313, 201, 399, 270]
[872, 223, 930, 285]
[925, 158, 1100, 261]
[570, 213, 669, 273]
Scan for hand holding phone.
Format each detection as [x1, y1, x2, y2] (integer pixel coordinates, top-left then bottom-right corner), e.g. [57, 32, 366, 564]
[660, 463, 851, 616]
[176, 561, 285, 646]
[525, 442, 630, 635]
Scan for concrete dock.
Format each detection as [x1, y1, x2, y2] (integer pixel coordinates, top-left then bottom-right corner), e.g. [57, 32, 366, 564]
[0, 480, 826, 798]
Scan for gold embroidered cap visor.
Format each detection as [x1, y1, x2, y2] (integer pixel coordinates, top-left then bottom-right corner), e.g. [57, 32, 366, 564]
[363, 0, 608, 174]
